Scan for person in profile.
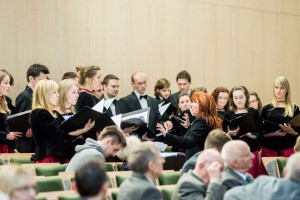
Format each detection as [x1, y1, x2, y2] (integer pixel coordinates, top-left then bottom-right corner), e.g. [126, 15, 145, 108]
[75, 158, 109, 200]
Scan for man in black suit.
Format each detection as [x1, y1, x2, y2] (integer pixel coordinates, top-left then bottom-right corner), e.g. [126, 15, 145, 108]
[119, 71, 163, 137]
[15, 63, 50, 153]
[101, 74, 124, 117]
[169, 70, 193, 109]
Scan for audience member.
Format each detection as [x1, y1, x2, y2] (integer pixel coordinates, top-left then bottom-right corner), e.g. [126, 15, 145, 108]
[0, 165, 36, 200]
[116, 135, 141, 171]
[172, 149, 226, 200]
[181, 129, 231, 174]
[117, 141, 165, 200]
[224, 152, 300, 200]
[66, 125, 126, 172]
[75, 158, 108, 200]
[221, 140, 254, 190]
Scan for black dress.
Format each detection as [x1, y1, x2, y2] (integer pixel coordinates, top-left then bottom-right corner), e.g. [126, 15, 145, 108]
[0, 112, 15, 152]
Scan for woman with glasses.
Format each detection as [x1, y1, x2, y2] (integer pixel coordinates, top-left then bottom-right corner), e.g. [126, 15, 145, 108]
[249, 91, 263, 113]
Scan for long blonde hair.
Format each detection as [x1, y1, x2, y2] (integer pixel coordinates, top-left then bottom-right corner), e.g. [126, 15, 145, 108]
[0, 70, 10, 113]
[57, 79, 77, 114]
[272, 76, 295, 117]
[32, 79, 58, 117]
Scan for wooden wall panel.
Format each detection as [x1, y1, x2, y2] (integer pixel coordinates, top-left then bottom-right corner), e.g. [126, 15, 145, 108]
[0, 0, 299, 106]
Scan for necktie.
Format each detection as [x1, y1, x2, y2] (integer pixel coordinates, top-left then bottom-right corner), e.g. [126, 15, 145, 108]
[140, 95, 148, 100]
[245, 174, 252, 183]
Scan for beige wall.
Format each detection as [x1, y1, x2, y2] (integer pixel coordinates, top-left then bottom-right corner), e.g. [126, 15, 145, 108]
[1, 0, 300, 106]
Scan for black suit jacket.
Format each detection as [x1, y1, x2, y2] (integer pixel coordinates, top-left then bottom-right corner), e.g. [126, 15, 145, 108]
[15, 86, 33, 112]
[169, 91, 180, 110]
[119, 92, 163, 134]
[164, 117, 212, 160]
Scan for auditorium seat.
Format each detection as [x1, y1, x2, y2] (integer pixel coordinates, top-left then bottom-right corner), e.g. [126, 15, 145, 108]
[35, 177, 65, 193]
[35, 164, 68, 176]
[276, 157, 287, 176]
[161, 188, 174, 200]
[158, 172, 181, 185]
[58, 194, 80, 200]
[10, 157, 34, 164]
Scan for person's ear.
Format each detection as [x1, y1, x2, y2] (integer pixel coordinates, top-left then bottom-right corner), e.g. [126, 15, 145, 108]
[101, 181, 109, 197]
[283, 166, 287, 177]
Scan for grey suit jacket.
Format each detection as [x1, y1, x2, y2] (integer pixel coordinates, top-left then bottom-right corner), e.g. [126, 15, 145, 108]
[117, 172, 163, 200]
[224, 175, 300, 200]
[222, 169, 253, 190]
[172, 170, 226, 200]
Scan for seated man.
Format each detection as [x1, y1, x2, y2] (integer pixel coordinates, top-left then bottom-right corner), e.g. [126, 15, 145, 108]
[66, 125, 126, 172]
[172, 149, 226, 200]
[224, 152, 300, 200]
[221, 140, 254, 190]
[181, 129, 231, 174]
[75, 158, 108, 200]
[117, 142, 165, 200]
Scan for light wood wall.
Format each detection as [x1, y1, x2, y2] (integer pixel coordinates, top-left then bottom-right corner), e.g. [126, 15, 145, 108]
[1, 0, 300, 105]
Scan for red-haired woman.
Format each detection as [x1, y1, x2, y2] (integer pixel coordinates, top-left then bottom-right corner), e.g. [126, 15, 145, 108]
[157, 92, 222, 160]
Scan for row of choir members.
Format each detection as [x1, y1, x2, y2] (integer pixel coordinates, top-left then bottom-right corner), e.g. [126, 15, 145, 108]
[0, 65, 300, 174]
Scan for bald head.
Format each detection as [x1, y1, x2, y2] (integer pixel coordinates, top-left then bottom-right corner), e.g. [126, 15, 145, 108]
[196, 149, 224, 169]
[284, 152, 300, 184]
[221, 140, 254, 173]
[131, 71, 147, 94]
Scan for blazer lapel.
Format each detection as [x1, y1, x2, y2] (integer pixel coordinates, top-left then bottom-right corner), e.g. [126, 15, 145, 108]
[131, 92, 142, 110]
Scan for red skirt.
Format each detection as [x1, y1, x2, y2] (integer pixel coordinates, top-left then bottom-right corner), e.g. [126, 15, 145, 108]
[0, 144, 14, 153]
[35, 155, 69, 164]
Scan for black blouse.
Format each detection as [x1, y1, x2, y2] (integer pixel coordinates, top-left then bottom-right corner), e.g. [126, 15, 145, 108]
[0, 112, 14, 147]
[222, 108, 261, 152]
[75, 92, 97, 112]
[30, 108, 65, 161]
[261, 103, 300, 150]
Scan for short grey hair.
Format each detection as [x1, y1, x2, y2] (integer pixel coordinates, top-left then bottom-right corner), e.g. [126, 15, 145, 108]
[128, 141, 160, 173]
[285, 152, 300, 184]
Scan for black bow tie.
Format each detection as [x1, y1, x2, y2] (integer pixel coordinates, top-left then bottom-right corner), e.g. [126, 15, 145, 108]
[140, 95, 148, 100]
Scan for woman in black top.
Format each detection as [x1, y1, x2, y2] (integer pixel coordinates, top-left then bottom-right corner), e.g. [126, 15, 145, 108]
[157, 92, 222, 160]
[222, 86, 261, 177]
[261, 77, 299, 159]
[56, 79, 95, 160]
[75, 65, 102, 111]
[0, 70, 22, 153]
[211, 86, 230, 118]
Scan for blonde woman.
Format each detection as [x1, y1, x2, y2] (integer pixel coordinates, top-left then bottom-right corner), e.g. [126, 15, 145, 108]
[0, 165, 36, 200]
[0, 70, 22, 153]
[56, 79, 95, 159]
[116, 136, 142, 171]
[75, 65, 102, 111]
[261, 76, 299, 158]
[30, 79, 67, 163]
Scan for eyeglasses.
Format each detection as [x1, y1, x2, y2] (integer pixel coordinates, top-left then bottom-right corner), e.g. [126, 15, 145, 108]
[249, 100, 258, 104]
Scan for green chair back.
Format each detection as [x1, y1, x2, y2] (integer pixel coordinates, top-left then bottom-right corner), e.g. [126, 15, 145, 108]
[111, 191, 118, 200]
[0, 157, 4, 165]
[35, 197, 47, 200]
[58, 195, 80, 200]
[9, 157, 34, 164]
[106, 163, 115, 171]
[158, 172, 181, 185]
[162, 189, 174, 200]
[276, 158, 288, 176]
[116, 175, 130, 187]
[36, 177, 65, 193]
[35, 164, 68, 176]
[164, 146, 173, 152]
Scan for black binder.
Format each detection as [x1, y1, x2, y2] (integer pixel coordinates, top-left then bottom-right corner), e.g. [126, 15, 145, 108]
[159, 101, 177, 120]
[288, 113, 300, 127]
[262, 120, 281, 132]
[59, 106, 116, 140]
[221, 112, 257, 132]
[7, 110, 31, 135]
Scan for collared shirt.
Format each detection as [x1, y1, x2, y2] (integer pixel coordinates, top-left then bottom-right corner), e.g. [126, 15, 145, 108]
[104, 95, 116, 116]
[134, 91, 148, 109]
[233, 170, 247, 182]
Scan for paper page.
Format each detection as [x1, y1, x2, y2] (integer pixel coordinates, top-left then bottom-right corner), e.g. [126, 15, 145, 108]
[159, 102, 171, 116]
[92, 99, 105, 112]
[154, 142, 168, 152]
[111, 114, 122, 128]
[160, 152, 178, 158]
[122, 108, 150, 125]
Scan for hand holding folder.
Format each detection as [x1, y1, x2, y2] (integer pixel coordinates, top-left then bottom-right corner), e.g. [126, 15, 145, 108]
[221, 112, 257, 135]
[59, 106, 116, 140]
[7, 110, 31, 136]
